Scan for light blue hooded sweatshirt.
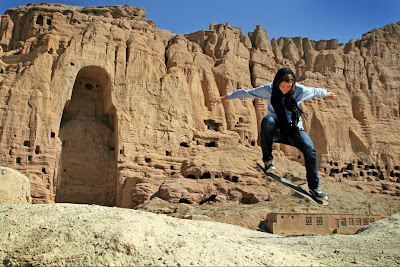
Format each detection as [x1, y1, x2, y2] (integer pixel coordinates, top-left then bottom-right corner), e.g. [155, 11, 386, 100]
[227, 82, 327, 130]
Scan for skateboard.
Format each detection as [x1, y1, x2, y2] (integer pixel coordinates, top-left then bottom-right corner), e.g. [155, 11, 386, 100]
[257, 163, 329, 205]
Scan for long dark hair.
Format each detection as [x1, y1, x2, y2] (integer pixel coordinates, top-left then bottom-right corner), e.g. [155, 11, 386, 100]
[270, 68, 303, 138]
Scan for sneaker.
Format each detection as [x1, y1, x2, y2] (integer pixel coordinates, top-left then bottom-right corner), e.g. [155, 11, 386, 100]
[310, 188, 328, 200]
[264, 161, 276, 172]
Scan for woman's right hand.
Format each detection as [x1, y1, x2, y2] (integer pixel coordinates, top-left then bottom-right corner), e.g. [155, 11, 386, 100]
[210, 95, 227, 105]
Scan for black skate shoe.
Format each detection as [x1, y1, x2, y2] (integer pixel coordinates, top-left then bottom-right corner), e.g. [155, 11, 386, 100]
[264, 161, 276, 172]
[310, 188, 328, 201]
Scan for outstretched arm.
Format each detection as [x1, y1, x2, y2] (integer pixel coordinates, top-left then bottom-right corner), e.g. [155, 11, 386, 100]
[211, 83, 273, 105]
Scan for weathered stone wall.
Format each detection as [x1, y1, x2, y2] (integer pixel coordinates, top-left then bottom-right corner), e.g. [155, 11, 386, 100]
[0, 3, 399, 207]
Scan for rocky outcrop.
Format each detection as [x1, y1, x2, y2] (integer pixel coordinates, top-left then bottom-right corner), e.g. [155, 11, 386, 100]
[0, 167, 32, 204]
[0, 3, 399, 207]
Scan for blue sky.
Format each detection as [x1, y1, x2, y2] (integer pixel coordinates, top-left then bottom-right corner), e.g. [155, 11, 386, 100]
[1, 0, 399, 44]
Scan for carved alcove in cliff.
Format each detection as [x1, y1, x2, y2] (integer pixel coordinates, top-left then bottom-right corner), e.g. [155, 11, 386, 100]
[55, 66, 117, 206]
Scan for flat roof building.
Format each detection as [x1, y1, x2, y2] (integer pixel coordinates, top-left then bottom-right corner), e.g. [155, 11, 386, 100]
[262, 213, 384, 235]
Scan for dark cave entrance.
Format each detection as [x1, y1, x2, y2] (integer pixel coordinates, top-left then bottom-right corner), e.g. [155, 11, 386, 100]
[55, 66, 117, 206]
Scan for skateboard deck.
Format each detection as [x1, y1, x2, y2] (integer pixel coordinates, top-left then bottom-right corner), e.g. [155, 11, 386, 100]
[257, 163, 328, 205]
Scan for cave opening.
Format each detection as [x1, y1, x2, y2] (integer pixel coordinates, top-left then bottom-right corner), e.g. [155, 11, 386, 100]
[56, 66, 117, 206]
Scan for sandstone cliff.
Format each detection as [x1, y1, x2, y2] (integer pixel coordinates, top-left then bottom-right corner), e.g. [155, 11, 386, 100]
[0, 3, 399, 210]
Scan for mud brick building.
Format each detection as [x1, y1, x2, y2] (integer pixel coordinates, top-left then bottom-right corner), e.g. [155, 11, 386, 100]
[263, 212, 384, 235]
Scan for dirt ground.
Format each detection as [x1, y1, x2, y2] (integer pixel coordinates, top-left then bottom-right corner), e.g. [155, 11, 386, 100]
[1, 204, 399, 266]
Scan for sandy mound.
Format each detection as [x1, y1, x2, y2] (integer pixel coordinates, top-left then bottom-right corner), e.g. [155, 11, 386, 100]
[0, 204, 399, 266]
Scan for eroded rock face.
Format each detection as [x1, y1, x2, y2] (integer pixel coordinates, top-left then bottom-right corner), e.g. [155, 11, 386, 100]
[0, 3, 399, 207]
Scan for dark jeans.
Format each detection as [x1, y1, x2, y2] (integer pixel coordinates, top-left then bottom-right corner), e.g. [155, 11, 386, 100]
[260, 115, 319, 190]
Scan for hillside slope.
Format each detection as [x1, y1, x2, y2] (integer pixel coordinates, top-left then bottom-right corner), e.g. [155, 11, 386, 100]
[0, 204, 399, 266]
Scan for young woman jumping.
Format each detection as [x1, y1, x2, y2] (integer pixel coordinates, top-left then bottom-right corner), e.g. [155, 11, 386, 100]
[211, 68, 336, 200]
